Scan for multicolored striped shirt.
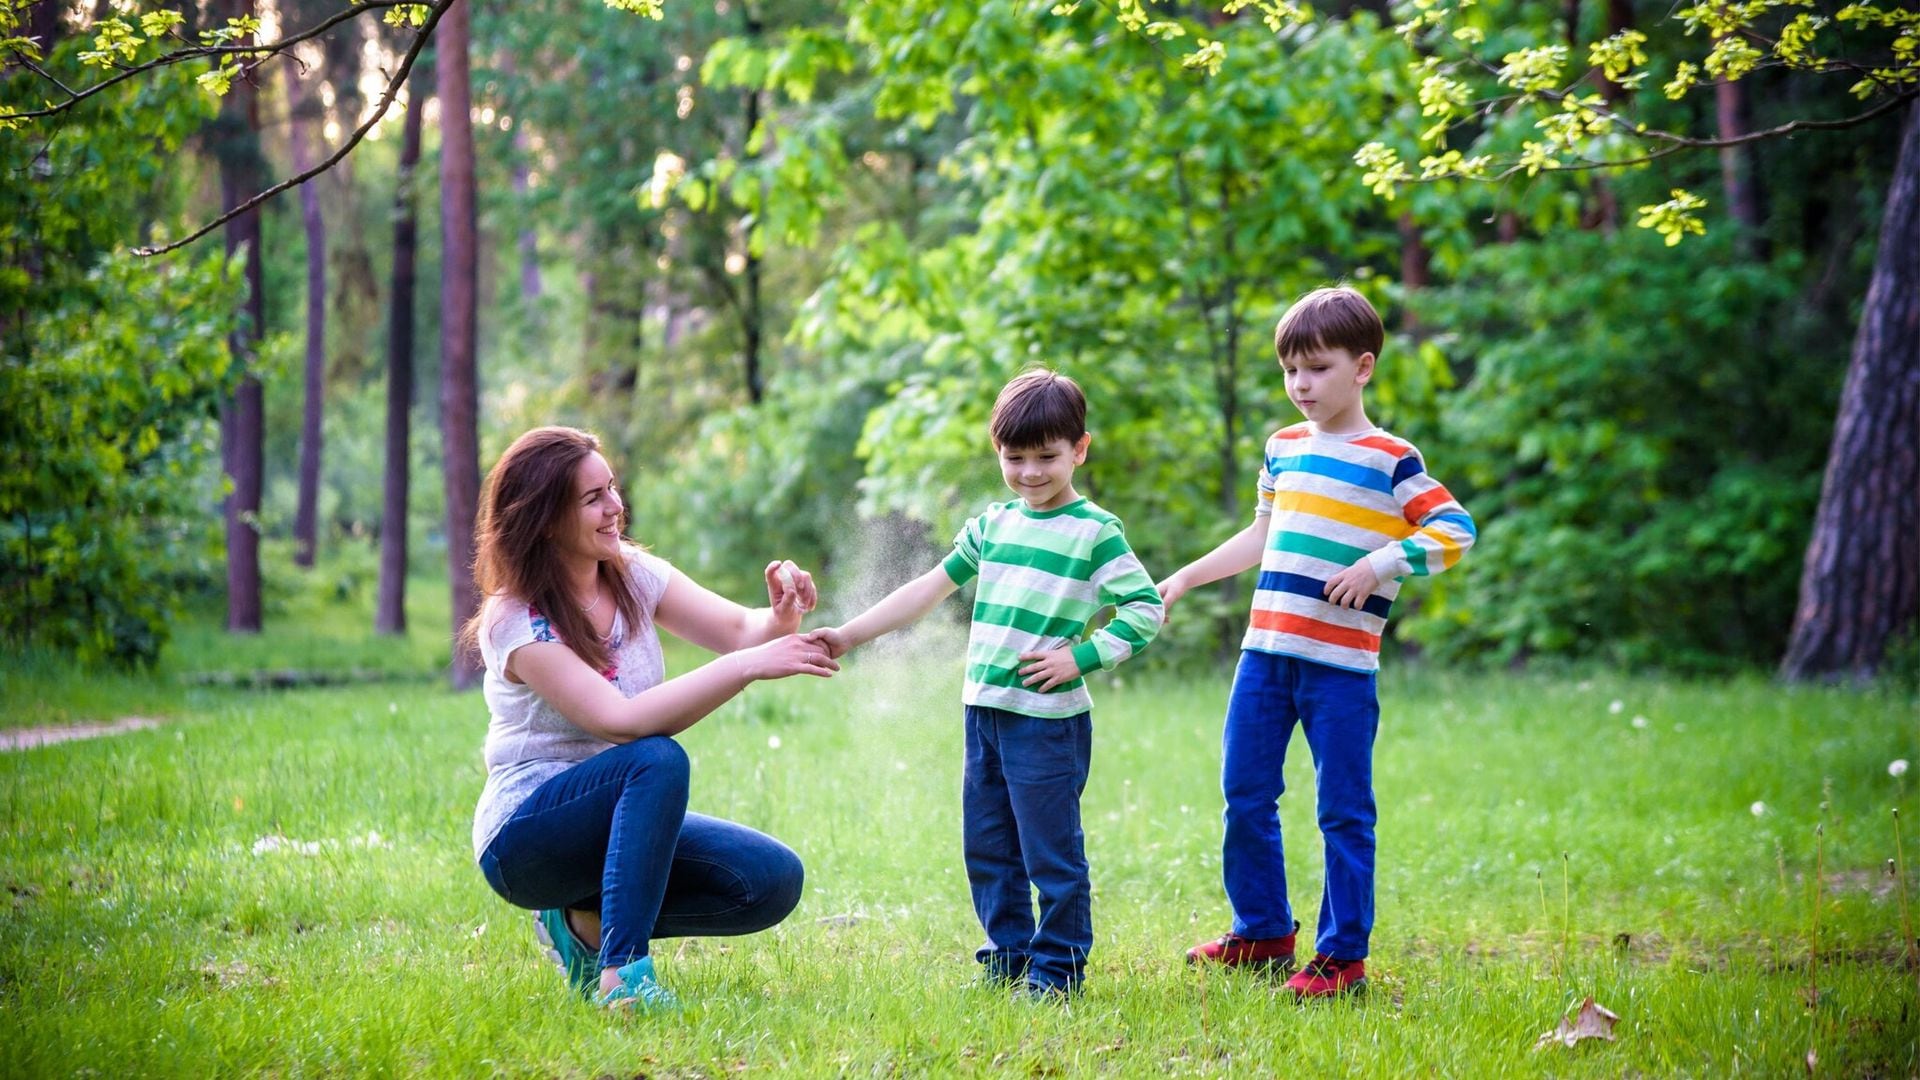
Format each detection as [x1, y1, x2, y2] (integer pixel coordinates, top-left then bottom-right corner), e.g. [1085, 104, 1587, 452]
[1245, 423, 1476, 673]
[942, 498, 1164, 718]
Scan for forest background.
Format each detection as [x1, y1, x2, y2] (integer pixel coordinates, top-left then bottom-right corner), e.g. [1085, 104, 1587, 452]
[3, 0, 1916, 683]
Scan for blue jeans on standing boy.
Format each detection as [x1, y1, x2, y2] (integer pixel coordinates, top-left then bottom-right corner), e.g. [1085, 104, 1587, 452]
[963, 705, 1093, 993]
[478, 736, 805, 969]
[1220, 650, 1379, 960]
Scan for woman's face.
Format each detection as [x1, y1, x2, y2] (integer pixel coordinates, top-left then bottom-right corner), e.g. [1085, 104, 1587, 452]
[552, 451, 625, 564]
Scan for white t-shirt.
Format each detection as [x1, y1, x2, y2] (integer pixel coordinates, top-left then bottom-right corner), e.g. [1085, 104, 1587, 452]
[471, 547, 673, 860]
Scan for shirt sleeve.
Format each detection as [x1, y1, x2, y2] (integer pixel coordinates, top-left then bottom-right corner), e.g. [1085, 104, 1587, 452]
[1365, 448, 1477, 581]
[481, 596, 548, 677]
[1069, 520, 1166, 675]
[1253, 440, 1279, 521]
[626, 547, 673, 616]
[942, 512, 986, 587]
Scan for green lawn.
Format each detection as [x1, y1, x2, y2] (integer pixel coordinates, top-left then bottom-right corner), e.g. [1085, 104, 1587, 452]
[1, 602, 1916, 1075]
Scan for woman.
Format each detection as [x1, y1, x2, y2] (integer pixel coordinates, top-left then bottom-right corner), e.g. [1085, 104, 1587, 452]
[464, 426, 837, 1011]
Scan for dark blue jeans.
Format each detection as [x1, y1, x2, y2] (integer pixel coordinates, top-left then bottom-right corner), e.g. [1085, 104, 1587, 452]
[1221, 650, 1379, 960]
[962, 705, 1093, 992]
[478, 736, 804, 969]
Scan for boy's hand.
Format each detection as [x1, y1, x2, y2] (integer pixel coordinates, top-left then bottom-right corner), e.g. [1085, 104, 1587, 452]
[1156, 573, 1190, 620]
[1323, 559, 1381, 610]
[1017, 648, 1081, 693]
[804, 626, 851, 660]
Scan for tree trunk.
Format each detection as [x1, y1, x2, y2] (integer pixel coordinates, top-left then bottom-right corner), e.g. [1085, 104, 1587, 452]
[214, 0, 263, 633]
[1781, 100, 1920, 681]
[287, 64, 327, 568]
[1713, 56, 1768, 255]
[27, 0, 62, 53]
[377, 67, 425, 636]
[741, 5, 766, 405]
[440, 0, 483, 689]
[499, 52, 542, 304]
[1398, 212, 1431, 335]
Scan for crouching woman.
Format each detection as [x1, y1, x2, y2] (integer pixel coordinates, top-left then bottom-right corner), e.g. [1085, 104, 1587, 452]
[464, 426, 837, 1011]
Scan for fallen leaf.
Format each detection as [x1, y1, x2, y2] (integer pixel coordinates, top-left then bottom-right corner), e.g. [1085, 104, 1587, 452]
[1534, 996, 1620, 1051]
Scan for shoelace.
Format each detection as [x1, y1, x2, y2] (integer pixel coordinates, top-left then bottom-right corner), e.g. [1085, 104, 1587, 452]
[1301, 955, 1347, 977]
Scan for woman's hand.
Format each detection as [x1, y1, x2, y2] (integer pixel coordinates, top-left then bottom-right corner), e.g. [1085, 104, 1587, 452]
[764, 560, 818, 633]
[737, 632, 840, 681]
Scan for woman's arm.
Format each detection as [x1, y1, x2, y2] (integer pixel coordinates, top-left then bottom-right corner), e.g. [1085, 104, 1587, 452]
[654, 561, 818, 654]
[509, 633, 836, 743]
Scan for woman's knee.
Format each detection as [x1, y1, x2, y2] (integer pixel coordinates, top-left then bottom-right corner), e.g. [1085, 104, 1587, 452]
[749, 841, 805, 929]
[606, 735, 691, 793]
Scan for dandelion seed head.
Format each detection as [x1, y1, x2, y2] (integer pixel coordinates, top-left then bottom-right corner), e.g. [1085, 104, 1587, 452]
[1751, 801, 1766, 817]
[767, 735, 782, 750]
[1631, 715, 1648, 729]
[1891, 759, 1909, 778]
[1608, 700, 1624, 715]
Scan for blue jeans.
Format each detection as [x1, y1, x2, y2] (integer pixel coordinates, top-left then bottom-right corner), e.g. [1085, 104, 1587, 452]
[1220, 651, 1379, 960]
[962, 705, 1093, 992]
[477, 736, 804, 969]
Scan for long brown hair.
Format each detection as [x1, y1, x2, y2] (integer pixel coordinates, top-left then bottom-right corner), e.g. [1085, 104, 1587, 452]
[458, 426, 645, 674]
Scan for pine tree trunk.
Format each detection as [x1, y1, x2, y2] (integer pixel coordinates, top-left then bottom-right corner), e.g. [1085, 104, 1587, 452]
[439, 0, 483, 689]
[376, 68, 425, 636]
[214, 0, 263, 633]
[1781, 100, 1920, 680]
[287, 64, 327, 568]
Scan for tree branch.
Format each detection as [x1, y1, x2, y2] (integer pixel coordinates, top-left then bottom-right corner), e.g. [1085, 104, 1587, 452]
[7, 1, 414, 122]
[133, 0, 454, 257]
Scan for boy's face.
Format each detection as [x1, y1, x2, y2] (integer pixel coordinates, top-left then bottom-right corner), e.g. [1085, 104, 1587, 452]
[996, 435, 1090, 512]
[1281, 346, 1375, 432]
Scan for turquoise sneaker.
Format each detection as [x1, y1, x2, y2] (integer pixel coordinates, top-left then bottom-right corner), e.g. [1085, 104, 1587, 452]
[596, 956, 680, 1013]
[533, 909, 597, 998]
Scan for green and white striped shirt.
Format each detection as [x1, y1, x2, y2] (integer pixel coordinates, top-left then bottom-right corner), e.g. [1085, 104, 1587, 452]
[941, 497, 1164, 718]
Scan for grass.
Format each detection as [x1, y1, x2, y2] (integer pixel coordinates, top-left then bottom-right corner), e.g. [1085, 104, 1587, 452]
[1, 591, 1916, 1076]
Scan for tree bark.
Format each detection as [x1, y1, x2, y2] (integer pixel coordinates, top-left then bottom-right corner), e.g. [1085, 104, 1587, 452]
[1398, 211, 1431, 335]
[287, 63, 327, 568]
[214, 0, 263, 633]
[377, 67, 425, 636]
[1781, 100, 1920, 680]
[439, 0, 483, 689]
[1713, 54, 1768, 255]
[26, 0, 62, 54]
[741, 5, 766, 405]
[499, 52, 542, 304]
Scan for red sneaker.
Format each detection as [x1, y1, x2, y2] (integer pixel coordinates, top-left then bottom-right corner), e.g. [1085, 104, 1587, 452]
[1283, 953, 1367, 998]
[1185, 921, 1298, 972]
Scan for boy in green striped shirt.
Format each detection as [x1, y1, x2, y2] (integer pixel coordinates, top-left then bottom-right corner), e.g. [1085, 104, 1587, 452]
[810, 369, 1164, 999]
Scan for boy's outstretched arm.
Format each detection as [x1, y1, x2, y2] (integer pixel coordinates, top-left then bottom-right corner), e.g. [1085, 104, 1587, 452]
[1157, 519, 1267, 615]
[809, 566, 959, 659]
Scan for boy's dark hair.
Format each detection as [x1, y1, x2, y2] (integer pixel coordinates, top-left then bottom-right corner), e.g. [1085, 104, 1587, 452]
[990, 368, 1087, 449]
[1274, 285, 1385, 361]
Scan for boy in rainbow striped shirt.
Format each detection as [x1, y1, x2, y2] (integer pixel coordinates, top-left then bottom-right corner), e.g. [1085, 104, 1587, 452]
[810, 369, 1164, 1000]
[1160, 286, 1475, 998]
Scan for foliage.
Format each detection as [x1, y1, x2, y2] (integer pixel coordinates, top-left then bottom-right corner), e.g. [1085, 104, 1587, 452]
[1046, 0, 1920, 243]
[2, 44, 243, 665]
[0, 253, 242, 665]
[1403, 228, 1837, 669]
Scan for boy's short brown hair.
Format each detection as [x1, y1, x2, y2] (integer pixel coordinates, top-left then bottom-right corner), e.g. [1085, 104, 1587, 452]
[1274, 286, 1385, 362]
[990, 368, 1086, 449]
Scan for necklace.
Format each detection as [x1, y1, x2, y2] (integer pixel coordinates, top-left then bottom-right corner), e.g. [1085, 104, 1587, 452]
[580, 585, 603, 616]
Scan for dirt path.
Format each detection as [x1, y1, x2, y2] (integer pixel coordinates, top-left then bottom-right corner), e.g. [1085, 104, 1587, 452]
[0, 717, 162, 751]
